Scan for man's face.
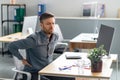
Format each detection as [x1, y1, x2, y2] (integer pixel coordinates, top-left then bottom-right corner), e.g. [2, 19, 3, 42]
[40, 17, 55, 35]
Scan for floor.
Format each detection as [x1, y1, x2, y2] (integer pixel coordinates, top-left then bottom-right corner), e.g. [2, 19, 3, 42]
[0, 54, 15, 79]
[0, 54, 119, 80]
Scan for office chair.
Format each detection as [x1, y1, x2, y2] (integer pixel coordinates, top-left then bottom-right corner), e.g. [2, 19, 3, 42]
[12, 49, 31, 80]
[53, 24, 69, 55]
[11, 16, 40, 80]
[96, 24, 114, 56]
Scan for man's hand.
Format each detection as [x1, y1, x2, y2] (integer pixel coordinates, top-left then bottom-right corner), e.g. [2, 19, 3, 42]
[22, 59, 32, 67]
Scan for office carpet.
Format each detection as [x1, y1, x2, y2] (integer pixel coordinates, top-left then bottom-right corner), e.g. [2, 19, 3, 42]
[0, 54, 119, 80]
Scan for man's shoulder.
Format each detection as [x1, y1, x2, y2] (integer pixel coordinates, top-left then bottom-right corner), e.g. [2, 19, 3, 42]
[27, 31, 40, 39]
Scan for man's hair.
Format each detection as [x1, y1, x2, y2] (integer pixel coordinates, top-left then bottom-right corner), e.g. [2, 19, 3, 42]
[40, 12, 54, 23]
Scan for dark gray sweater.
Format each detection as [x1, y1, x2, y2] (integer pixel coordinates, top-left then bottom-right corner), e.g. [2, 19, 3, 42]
[8, 30, 58, 72]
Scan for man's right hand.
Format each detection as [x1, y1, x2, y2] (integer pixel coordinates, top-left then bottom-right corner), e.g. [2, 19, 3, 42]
[22, 59, 32, 67]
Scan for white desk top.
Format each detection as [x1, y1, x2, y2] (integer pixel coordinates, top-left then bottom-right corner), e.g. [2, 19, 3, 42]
[0, 32, 28, 42]
[39, 52, 117, 79]
[70, 33, 98, 43]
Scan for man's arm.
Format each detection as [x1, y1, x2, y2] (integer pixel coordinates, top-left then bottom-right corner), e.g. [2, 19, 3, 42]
[8, 36, 37, 60]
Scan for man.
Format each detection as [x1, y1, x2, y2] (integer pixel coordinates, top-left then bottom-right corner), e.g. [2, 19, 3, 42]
[8, 13, 75, 80]
[8, 12, 58, 80]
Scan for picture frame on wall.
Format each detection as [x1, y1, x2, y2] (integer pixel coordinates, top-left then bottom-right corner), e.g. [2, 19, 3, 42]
[82, 2, 105, 17]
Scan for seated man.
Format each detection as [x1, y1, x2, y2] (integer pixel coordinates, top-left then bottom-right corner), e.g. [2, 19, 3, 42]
[8, 12, 74, 80]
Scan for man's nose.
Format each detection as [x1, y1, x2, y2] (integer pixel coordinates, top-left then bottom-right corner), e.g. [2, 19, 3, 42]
[50, 24, 54, 29]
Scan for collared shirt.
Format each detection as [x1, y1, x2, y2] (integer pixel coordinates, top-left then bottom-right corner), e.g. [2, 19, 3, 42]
[8, 30, 58, 72]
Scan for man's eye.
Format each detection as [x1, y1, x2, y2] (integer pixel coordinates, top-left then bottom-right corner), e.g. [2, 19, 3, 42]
[47, 23, 50, 25]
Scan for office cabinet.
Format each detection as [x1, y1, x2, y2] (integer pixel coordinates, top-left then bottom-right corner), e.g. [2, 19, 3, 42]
[1, 4, 26, 55]
[1, 4, 26, 35]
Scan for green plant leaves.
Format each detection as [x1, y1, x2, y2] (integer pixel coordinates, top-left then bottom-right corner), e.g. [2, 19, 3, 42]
[88, 45, 107, 62]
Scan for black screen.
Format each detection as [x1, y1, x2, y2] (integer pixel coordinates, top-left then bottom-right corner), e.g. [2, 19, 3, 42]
[96, 24, 114, 55]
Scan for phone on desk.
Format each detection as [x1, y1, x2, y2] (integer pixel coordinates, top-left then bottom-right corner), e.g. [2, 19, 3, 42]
[65, 54, 82, 59]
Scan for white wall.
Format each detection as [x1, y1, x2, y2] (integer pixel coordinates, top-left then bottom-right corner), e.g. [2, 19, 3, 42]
[0, 0, 120, 21]
[0, 0, 119, 17]
[44, 0, 120, 17]
[17, 0, 119, 17]
[0, 0, 120, 34]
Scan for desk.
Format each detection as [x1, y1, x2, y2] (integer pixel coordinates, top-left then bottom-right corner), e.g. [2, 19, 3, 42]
[0, 32, 27, 42]
[0, 32, 28, 55]
[39, 52, 117, 80]
[69, 33, 98, 51]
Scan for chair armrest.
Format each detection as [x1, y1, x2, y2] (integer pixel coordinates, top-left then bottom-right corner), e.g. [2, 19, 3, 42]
[12, 67, 31, 80]
[62, 39, 70, 42]
[54, 42, 68, 54]
[56, 42, 68, 46]
[60, 39, 70, 43]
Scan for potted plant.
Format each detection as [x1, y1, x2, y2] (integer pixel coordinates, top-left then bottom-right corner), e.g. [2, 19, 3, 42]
[88, 45, 107, 72]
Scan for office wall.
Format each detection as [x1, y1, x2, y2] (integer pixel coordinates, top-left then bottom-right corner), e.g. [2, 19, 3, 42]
[0, 0, 120, 26]
[0, 0, 119, 17]
[17, 0, 120, 17]
[42, 0, 120, 18]
[0, 0, 120, 55]
[56, 18, 120, 55]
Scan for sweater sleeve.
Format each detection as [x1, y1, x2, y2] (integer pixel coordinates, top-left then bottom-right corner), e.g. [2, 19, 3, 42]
[8, 35, 37, 60]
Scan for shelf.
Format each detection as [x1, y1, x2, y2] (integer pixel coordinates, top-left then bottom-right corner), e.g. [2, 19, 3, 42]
[55, 17, 120, 20]
[1, 4, 26, 6]
[2, 20, 23, 23]
[1, 4, 26, 55]
[1, 3, 26, 35]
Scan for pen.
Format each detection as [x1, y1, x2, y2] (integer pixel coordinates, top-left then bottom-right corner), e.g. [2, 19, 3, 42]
[59, 66, 71, 70]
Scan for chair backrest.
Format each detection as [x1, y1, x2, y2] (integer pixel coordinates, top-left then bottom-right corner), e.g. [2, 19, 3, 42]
[13, 49, 26, 70]
[13, 49, 30, 79]
[96, 24, 114, 55]
[22, 16, 39, 36]
[54, 24, 64, 42]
